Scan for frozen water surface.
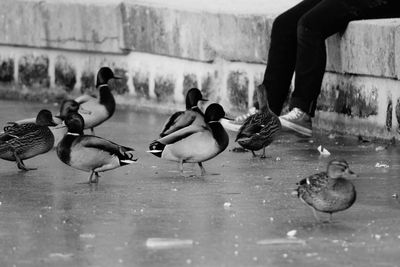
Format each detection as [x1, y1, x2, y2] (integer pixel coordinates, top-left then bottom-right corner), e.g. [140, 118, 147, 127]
[0, 100, 400, 266]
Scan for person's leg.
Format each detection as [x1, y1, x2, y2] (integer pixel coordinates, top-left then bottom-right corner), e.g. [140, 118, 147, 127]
[289, 0, 366, 117]
[222, 0, 323, 132]
[279, 0, 395, 137]
[289, 0, 399, 117]
[262, 0, 323, 116]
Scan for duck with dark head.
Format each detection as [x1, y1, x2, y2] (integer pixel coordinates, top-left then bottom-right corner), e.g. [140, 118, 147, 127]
[149, 103, 230, 177]
[74, 67, 121, 134]
[159, 88, 208, 137]
[57, 113, 137, 184]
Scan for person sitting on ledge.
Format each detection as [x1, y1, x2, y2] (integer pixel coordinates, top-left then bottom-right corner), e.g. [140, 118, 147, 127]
[225, 0, 400, 137]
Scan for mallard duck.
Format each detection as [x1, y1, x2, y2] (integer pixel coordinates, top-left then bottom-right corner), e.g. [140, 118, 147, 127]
[149, 103, 230, 176]
[56, 113, 137, 183]
[0, 109, 57, 171]
[74, 67, 121, 134]
[235, 84, 281, 158]
[296, 159, 357, 222]
[160, 88, 207, 137]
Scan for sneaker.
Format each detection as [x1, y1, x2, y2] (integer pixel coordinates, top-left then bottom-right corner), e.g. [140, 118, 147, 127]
[279, 108, 312, 137]
[221, 106, 258, 132]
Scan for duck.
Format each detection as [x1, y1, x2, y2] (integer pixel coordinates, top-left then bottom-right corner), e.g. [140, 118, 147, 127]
[56, 113, 137, 183]
[148, 103, 230, 176]
[296, 159, 357, 222]
[235, 84, 281, 158]
[0, 109, 57, 171]
[159, 88, 207, 137]
[74, 67, 121, 134]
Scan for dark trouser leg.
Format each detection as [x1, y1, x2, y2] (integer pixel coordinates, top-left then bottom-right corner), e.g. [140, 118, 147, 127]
[290, 0, 399, 116]
[262, 0, 323, 115]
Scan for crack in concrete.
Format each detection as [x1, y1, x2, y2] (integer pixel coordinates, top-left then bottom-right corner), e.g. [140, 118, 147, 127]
[43, 36, 119, 45]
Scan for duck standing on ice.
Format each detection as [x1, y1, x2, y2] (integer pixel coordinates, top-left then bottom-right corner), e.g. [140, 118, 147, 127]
[148, 103, 230, 176]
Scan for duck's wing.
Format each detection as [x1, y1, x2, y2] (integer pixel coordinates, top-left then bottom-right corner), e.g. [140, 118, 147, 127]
[0, 124, 41, 151]
[235, 113, 262, 141]
[160, 111, 197, 137]
[297, 172, 329, 196]
[258, 114, 281, 138]
[79, 136, 134, 156]
[157, 124, 206, 145]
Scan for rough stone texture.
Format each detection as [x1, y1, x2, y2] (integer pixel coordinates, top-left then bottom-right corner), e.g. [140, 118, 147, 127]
[201, 73, 214, 101]
[112, 68, 129, 95]
[133, 71, 150, 99]
[326, 19, 400, 79]
[120, 3, 273, 63]
[227, 71, 249, 111]
[396, 98, 400, 133]
[0, 57, 14, 83]
[386, 98, 392, 132]
[18, 55, 50, 88]
[55, 55, 76, 92]
[182, 73, 198, 98]
[318, 75, 378, 118]
[0, 0, 124, 53]
[154, 75, 175, 102]
[315, 72, 400, 139]
[80, 71, 95, 95]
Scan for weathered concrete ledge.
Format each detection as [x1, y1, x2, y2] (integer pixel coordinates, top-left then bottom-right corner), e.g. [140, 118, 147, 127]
[0, 0, 399, 140]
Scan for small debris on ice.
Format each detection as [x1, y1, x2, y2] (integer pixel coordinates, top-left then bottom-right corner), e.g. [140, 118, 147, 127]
[317, 145, 331, 156]
[264, 176, 272, 180]
[223, 202, 232, 209]
[257, 238, 306, 246]
[232, 147, 248, 153]
[306, 252, 318, 257]
[373, 234, 381, 240]
[375, 146, 386, 151]
[79, 233, 96, 239]
[48, 253, 74, 260]
[375, 163, 389, 168]
[286, 230, 297, 238]
[328, 133, 336, 139]
[392, 193, 399, 199]
[275, 157, 281, 161]
[145, 238, 193, 249]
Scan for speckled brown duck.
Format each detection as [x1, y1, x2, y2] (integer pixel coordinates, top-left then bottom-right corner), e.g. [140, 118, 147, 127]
[296, 159, 357, 222]
[235, 84, 281, 158]
[0, 109, 57, 171]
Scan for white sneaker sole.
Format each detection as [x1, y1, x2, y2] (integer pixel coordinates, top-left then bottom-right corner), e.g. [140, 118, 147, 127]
[220, 119, 242, 132]
[279, 118, 312, 137]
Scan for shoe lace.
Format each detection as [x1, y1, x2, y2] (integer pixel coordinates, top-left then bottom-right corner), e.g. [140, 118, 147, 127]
[283, 108, 304, 120]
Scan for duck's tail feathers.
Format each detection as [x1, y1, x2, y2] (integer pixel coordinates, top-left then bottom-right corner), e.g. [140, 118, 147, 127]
[148, 140, 165, 158]
[118, 147, 137, 166]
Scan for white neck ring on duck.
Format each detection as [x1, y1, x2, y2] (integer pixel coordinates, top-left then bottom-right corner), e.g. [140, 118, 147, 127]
[66, 132, 80, 136]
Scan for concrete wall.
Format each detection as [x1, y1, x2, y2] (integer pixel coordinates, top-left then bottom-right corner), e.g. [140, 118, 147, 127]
[0, 0, 399, 139]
